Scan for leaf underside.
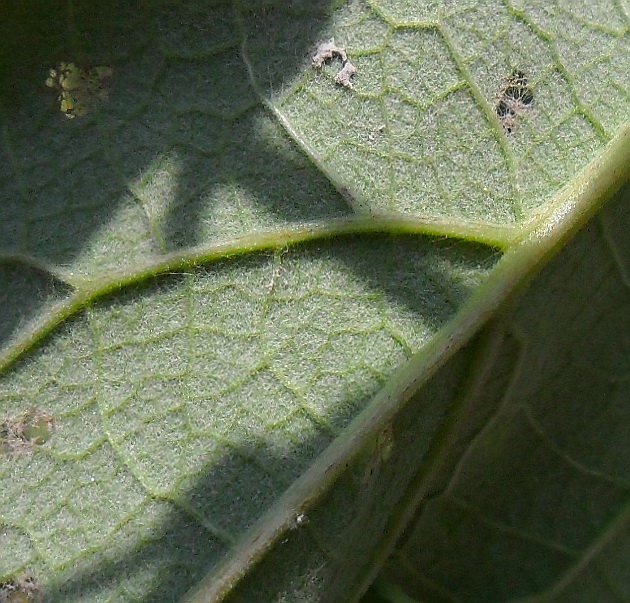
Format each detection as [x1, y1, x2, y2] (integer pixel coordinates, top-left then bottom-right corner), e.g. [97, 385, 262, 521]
[0, 1, 628, 603]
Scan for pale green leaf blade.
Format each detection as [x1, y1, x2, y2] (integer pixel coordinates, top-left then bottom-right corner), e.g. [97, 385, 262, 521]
[0, 0, 628, 602]
[0, 236, 497, 601]
[246, 0, 628, 223]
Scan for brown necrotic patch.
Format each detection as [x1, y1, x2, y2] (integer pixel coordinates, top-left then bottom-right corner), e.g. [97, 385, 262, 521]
[494, 69, 535, 134]
[312, 39, 357, 89]
[0, 408, 55, 458]
[0, 571, 42, 603]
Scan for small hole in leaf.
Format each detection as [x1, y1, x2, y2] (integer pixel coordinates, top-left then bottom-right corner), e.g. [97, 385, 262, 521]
[312, 39, 357, 89]
[494, 69, 535, 134]
[495, 99, 515, 119]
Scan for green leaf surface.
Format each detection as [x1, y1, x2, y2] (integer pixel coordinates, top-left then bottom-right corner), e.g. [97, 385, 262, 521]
[0, 0, 628, 602]
[375, 182, 630, 603]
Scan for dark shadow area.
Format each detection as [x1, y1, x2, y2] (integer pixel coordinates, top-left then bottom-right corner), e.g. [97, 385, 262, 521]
[0, 0, 347, 263]
[0, 259, 73, 349]
[0, 2, 503, 601]
[43, 438, 337, 603]
[0, 0, 349, 352]
[42, 346, 476, 603]
[16, 233, 499, 603]
[335, 235, 500, 334]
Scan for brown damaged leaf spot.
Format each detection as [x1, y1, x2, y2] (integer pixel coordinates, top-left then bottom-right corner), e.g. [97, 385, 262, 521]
[0, 571, 42, 603]
[334, 60, 357, 89]
[313, 39, 357, 89]
[0, 408, 55, 458]
[312, 39, 348, 67]
[494, 69, 535, 134]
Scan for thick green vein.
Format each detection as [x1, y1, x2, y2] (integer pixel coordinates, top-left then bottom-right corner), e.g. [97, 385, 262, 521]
[181, 119, 630, 603]
[0, 214, 515, 374]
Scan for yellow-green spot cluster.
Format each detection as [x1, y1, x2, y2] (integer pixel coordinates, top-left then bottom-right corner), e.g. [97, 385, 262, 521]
[45, 62, 113, 119]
